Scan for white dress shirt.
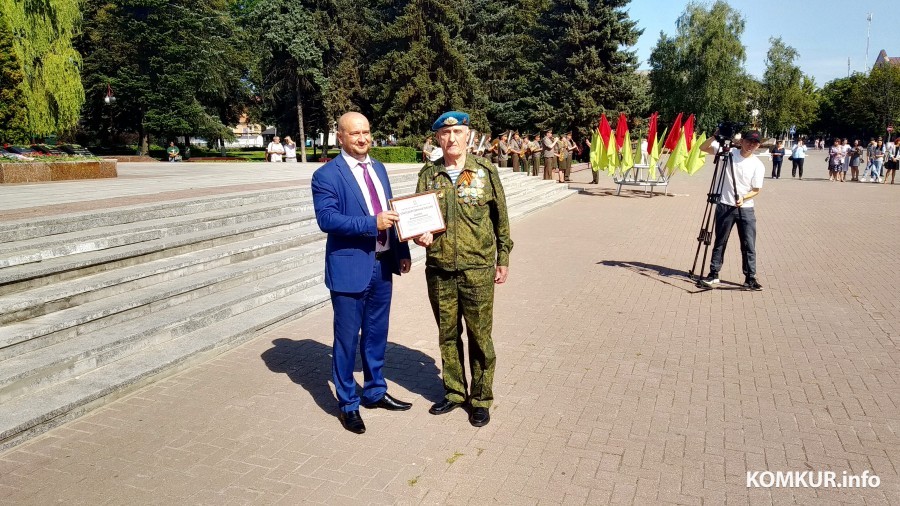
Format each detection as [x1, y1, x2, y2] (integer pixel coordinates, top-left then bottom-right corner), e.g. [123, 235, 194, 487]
[341, 150, 389, 252]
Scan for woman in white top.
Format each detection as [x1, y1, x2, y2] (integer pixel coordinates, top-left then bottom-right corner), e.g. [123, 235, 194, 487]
[790, 138, 807, 179]
[283, 136, 297, 162]
[267, 136, 285, 162]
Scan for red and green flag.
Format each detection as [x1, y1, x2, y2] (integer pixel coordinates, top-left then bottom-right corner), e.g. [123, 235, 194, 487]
[646, 112, 659, 154]
[615, 113, 628, 150]
[663, 113, 684, 151]
[682, 114, 695, 150]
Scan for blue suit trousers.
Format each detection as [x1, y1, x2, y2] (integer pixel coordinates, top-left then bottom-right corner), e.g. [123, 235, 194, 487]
[330, 258, 393, 412]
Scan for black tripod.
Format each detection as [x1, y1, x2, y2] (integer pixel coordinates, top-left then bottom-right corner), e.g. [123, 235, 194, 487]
[688, 140, 740, 286]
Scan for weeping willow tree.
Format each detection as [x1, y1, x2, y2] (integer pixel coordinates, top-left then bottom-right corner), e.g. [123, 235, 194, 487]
[0, 0, 85, 140]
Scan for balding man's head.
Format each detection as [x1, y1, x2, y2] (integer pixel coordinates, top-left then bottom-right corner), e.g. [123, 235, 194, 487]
[338, 112, 368, 133]
[336, 112, 372, 161]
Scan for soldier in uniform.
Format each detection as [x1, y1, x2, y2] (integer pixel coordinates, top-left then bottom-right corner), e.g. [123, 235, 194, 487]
[542, 129, 557, 180]
[509, 132, 524, 172]
[414, 111, 513, 428]
[498, 132, 509, 168]
[553, 133, 564, 182]
[489, 136, 500, 165]
[563, 132, 575, 182]
[528, 134, 541, 176]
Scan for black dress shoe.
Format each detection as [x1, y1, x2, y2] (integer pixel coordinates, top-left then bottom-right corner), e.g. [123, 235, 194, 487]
[339, 410, 366, 434]
[469, 407, 490, 427]
[362, 393, 412, 411]
[429, 398, 463, 415]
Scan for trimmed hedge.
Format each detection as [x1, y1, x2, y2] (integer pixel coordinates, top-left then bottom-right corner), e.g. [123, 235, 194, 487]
[369, 146, 419, 163]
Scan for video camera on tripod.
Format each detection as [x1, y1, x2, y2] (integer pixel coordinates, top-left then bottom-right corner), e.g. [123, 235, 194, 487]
[714, 121, 745, 145]
[688, 122, 745, 285]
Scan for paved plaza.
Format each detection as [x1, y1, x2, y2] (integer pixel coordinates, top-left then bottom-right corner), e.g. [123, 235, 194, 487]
[0, 156, 899, 505]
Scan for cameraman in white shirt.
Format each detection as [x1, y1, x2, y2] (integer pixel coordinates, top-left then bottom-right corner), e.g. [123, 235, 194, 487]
[698, 128, 765, 291]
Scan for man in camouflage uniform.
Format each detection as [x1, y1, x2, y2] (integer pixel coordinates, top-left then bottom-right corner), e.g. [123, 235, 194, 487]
[414, 111, 513, 428]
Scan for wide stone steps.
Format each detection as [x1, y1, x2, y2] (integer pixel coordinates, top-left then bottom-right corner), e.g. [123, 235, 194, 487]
[0, 260, 326, 405]
[0, 173, 556, 329]
[0, 172, 544, 293]
[0, 239, 325, 359]
[0, 186, 316, 243]
[0, 167, 576, 450]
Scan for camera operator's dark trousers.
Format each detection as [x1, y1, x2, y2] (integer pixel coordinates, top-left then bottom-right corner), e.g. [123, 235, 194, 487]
[710, 204, 757, 281]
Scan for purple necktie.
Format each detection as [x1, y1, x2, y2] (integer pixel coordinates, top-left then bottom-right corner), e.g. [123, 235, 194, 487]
[361, 163, 387, 246]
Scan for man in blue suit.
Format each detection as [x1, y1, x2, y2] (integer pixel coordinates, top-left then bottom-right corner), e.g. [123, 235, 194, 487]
[311, 112, 413, 434]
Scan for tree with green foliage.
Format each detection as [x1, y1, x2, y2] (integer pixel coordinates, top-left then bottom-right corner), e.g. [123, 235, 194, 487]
[78, 0, 250, 154]
[245, 0, 323, 162]
[460, 0, 544, 134]
[0, 0, 84, 139]
[813, 65, 900, 141]
[0, 21, 28, 143]
[243, 0, 374, 159]
[862, 64, 900, 138]
[648, 0, 748, 133]
[532, 0, 645, 138]
[759, 37, 818, 137]
[368, 0, 488, 144]
[814, 74, 869, 139]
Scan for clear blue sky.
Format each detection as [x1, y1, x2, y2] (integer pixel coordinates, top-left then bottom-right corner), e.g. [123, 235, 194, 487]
[628, 0, 897, 87]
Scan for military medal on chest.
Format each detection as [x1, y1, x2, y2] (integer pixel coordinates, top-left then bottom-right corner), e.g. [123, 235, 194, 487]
[457, 169, 487, 206]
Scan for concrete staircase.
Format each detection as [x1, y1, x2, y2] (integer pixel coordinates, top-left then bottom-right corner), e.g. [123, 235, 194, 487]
[0, 168, 576, 449]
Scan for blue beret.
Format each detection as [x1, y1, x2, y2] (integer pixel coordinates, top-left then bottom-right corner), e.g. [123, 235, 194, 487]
[432, 111, 470, 131]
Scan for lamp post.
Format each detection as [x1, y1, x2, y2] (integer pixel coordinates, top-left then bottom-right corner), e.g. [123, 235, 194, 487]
[103, 84, 116, 105]
[103, 84, 116, 148]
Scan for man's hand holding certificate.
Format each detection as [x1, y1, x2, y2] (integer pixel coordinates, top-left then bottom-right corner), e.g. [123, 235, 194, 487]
[389, 191, 446, 242]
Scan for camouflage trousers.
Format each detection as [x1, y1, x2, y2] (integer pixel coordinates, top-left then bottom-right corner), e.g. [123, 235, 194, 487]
[425, 266, 496, 408]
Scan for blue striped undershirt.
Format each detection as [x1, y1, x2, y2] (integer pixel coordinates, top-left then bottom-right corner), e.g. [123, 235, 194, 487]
[446, 168, 461, 184]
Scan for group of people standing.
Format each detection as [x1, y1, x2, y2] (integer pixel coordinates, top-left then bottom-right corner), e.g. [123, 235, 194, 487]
[766, 136, 900, 184]
[826, 137, 900, 183]
[265, 135, 298, 162]
[423, 130, 579, 184]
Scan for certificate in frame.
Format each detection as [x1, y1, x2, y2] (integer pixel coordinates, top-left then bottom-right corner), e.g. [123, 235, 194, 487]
[389, 191, 447, 242]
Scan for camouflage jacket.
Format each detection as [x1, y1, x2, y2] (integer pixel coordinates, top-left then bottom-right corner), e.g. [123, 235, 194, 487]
[415, 155, 513, 271]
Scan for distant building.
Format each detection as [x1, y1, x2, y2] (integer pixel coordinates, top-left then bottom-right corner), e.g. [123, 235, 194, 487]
[873, 49, 900, 70]
[224, 114, 273, 148]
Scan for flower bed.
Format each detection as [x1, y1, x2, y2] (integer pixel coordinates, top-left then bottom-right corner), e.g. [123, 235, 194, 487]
[0, 160, 117, 183]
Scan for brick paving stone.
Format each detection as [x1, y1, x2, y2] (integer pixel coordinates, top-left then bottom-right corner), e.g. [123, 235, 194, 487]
[1, 154, 900, 504]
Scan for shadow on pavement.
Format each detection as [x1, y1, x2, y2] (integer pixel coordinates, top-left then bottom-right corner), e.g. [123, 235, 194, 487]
[598, 260, 744, 293]
[260, 338, 444, 415]
[576, 187, 673, 198]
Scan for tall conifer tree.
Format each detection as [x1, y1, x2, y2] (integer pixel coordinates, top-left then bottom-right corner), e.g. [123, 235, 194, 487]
[461, 0, 543, 134]
[532, 0, 644, 138]
[367, 0, 488, 143]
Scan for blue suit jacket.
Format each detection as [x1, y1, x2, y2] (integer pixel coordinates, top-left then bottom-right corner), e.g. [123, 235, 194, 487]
[311, 155, 411, 293]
